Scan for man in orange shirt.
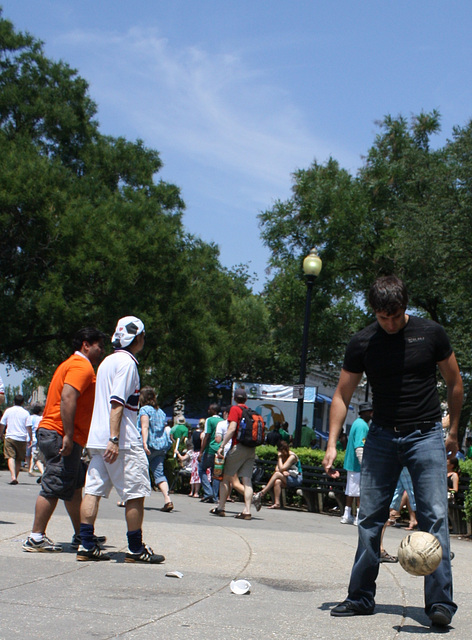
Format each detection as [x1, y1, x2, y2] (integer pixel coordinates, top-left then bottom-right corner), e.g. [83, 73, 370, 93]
[23, 327, 106, 553]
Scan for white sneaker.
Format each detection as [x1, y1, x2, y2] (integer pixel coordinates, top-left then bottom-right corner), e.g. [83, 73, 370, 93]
[340, 515, 354, 525]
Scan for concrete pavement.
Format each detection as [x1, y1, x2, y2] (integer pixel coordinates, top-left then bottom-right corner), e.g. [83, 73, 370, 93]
[0, 468, 470, 639]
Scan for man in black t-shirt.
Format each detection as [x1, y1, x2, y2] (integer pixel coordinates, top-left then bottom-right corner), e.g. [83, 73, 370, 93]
[323, 275, 463, 628]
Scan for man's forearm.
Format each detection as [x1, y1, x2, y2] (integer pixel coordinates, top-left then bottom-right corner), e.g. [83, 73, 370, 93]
[327, 395, 348, 447]
[447, 382, 463, 436]
[109, 403, 124, 438]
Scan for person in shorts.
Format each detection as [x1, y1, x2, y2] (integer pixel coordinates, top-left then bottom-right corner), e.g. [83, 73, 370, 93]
[1, 394, 32, 484]
[28, 404, 45, 476]
[210, 388, 256, 520]
[23, 327, 106, 553]
[340, 402, 372, 525]
[77, 316, 165, 564]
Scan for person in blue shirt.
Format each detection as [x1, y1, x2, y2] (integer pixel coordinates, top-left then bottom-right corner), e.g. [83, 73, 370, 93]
[340, 402, 372, 525]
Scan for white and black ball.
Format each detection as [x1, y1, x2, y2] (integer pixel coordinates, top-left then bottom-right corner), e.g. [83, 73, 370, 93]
[397, 531, 443, 576]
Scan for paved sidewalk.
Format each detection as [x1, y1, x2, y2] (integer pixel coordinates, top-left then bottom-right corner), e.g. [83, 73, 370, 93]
[0, 469, 470, 639]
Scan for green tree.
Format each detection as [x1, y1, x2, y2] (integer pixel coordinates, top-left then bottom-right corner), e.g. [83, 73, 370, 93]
[0, 12, 271, 403]
[260, 111, 472, 433]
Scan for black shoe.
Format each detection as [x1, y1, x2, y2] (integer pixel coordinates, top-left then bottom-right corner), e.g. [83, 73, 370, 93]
[70, 533, 107, 550]
[430, 605, 452, 627]
[76, 544, 111, 561]
[200, 497, 214, 503]
[331, 601, 374, 617]
[125, 543, 165, 564]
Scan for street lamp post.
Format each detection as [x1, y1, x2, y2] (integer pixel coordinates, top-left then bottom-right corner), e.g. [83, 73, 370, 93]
[293, 248, 322, 448]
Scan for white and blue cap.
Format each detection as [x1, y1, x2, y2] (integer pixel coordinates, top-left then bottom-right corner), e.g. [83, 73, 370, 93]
[111, 316, 145, 348]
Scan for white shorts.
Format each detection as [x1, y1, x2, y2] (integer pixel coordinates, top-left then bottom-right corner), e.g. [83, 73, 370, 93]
[345, 470, 361, 497]
[85, 443, 151, 501]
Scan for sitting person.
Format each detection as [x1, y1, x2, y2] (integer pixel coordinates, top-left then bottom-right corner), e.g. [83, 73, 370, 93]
[252, 440, 302, 510]
[447, 455, 460, 499]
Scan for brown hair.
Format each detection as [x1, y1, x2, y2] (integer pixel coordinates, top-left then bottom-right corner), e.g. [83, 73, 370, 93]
[277, 439, 291, 460]
[139, 386, 158, 409]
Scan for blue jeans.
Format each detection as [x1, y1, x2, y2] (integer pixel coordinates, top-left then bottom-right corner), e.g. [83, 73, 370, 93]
[148, 449, 168, 485]
[199, 451, 219, 501]
[390, 467, 416, 512]
[347, 422, 456, 618]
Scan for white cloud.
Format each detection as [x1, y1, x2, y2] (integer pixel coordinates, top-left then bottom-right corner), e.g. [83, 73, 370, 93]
[56, 26, 354, 190]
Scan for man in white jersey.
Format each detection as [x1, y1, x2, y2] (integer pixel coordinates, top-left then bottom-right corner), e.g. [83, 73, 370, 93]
[77, 316, 164, 564]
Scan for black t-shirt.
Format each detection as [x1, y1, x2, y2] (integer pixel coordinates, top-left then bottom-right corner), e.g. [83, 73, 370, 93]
[192, 429, 203, 452]
[343, 316, 452, 427]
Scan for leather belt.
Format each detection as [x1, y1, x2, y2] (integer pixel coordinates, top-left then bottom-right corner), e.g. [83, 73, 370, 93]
[384, 422, 437, 434]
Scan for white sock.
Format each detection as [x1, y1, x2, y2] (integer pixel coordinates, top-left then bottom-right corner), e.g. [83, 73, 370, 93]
[30, 532, 44, 542]
[343, 507, 352, 518]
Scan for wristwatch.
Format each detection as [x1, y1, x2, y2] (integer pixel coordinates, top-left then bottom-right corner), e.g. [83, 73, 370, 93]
[109, 436, 119, 445]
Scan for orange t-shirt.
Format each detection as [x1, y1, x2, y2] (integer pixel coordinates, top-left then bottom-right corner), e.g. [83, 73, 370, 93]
[39, 353, 96, 447]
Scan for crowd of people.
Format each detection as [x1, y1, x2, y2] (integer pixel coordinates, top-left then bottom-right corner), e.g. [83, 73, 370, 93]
[1, 274, 471, 628]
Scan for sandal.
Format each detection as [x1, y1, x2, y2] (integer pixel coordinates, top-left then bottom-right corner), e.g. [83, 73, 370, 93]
[209, 507, 225, 516]
[160, 502, 174, 512]
[379, 550, 398, 563]
[267, 504, 281, 509]
[235, 512, 252, 520]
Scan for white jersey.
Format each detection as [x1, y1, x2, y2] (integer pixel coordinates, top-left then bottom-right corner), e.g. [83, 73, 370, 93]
[0, 405, 31, 441]
[87, 349, 141, 449]
[215, 419, 231, 456]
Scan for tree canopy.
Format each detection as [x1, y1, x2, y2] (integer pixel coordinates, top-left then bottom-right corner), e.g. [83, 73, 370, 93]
[260, 110, 472, 430]
[0, 12, 273, 403]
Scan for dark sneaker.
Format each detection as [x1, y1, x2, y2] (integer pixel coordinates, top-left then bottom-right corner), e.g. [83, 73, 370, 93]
[70, 533, 107, 550]
[252, 492, 262, 512]
[331, 600, 374, 617]
[23, 536, 63, 553]
[76, 544, 111, 561]
[125, 544, 165, 564]
[430, 605, 452, 627]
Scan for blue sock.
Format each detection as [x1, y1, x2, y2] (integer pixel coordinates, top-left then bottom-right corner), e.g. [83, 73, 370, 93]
[127, 528, 143, 554]
[79, 523, 95, 550]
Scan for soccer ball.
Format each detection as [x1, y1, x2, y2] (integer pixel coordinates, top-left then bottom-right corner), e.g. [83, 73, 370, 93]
[397, 531, 443, 576]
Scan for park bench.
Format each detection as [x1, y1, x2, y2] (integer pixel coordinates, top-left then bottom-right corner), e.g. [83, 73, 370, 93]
[448, 474, 470, 535]
[252, 458, 347, 513]
[253, 457, 471, 532]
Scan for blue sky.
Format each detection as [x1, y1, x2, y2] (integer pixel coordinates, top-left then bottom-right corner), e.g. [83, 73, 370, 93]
[2, 1, 472, 385]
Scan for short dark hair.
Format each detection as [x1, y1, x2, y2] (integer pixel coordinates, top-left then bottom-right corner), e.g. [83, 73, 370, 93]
[368, 275, 408, 315]
[233, 388, 247, 403]
[72, 327, 107, 352]
[14, 394, 24, 406]
[31, 404, 43, 415]
[208, 403, 220, 416]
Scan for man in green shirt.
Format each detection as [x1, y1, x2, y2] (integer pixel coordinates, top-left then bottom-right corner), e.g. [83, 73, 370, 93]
[198, 404, 223, 503]
[170, 416, 189, 444]
[279, 421, 291, 443]
[300, 421, 315, 448]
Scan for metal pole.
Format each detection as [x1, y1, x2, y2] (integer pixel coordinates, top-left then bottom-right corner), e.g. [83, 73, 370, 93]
[294, 275, 315, 447]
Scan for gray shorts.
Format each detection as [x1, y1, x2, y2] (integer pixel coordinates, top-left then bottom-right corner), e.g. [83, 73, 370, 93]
[223, 443, 256, 480]
[37, 428, 86, 501]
